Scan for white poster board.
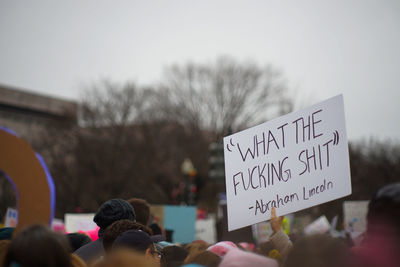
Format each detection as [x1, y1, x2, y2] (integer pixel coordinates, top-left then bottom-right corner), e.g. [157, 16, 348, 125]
[65, 213, 96, 233]
[195, 218, 217, 244]
[223, 95, 351, 231]
[343, 200, 369, 233]
[304, 215, 331, 235]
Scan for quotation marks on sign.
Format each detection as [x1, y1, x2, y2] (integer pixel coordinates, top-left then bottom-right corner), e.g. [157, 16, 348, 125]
[333, 130, 339, 145]
[226, 138, 235, 152]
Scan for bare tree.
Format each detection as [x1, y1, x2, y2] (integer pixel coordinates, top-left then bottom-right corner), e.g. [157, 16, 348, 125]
[153, 56, 293, 138]
[80, 80, 151, 127]
[33, 80, 214, 215]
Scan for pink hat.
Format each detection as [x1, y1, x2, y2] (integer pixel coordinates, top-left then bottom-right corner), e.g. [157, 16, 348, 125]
[219, 248, 278, 267]
[206, 241, 237, 257]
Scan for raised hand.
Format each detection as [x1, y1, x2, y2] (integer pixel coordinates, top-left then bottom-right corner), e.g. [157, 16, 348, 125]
[271, 207, 284, 233]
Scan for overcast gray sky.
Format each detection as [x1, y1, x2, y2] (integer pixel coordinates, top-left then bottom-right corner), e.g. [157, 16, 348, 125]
[0, 0, 399, 141]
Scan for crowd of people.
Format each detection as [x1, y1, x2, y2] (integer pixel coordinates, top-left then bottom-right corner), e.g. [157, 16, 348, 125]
[0, 183, 399, 267]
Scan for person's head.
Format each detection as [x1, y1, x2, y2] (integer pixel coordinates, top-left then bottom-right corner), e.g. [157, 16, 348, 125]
[126, 198, 151, 226]
[367, 183, 400, 240]
[184, 240, 210, 264]
[113, 230, 161, 264]
[4, 224, 72, 267]
[161, 245, 188, 267]
[98, 248, 158, 267]
[150, 223, 163, 235]
[67, 233, 92, 252]
[93, 198, 136, 237]
[185, 251, 221, 267]
[284, 234, 350, 267]
[103, 219, 153, 252]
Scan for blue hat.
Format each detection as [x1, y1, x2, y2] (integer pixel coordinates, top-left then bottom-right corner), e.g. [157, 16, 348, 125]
[113, 230, 158, 252]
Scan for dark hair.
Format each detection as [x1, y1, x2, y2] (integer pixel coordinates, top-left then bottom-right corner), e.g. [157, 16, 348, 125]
[113, 230, 155, 254]
[184, 240, 210, 264]
[4, 224, 71, 267]
[126, 198, 151, 226]
[67, 233, 92, 252]
[100, 248, 158, 267]
[161, 245, 188, 267]
[284, 234, 350, 267]
[185, 250, 220, 267]
[103, 219, 153, 252]
[149, 223, 162, 235]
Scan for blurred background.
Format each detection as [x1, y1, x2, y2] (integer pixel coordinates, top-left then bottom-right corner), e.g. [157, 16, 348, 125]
[0, 0, 399, 241]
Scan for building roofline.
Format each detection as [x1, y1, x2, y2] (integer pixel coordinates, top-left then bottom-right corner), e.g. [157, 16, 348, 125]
[0, 83, 76, 103]
[0, 84, 77, 117]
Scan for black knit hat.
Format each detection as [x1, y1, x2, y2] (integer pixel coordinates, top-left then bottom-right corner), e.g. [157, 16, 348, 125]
[93, 199, 136, 230]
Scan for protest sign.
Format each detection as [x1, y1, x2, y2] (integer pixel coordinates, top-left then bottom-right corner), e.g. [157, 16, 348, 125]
[194, 218, 217, 244]
[223, 95, 351, 231]
[195, 217, 217, 244]
[65, 213, 96, 233]
[304, 215, 330, 235]
[4, 207, 18, 227]
[164, 205, 196, 243]
[0, 127, 55, 234]
[51, 218, 66, 233]
[343, 200, 369, 233]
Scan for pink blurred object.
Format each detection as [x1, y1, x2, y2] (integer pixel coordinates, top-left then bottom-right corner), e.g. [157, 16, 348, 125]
[51, 218, 66, 233]
[352, 225, 400, 267]
[207, 241, 237, 257]
[197, 209, 207, 219]
[238, 242, 255, 252]
[78, 226, 99, 241]
[219, 248, 278, 267]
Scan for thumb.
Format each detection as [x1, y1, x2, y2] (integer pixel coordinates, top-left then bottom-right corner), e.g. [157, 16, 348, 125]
[271, 207, 277, 219]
